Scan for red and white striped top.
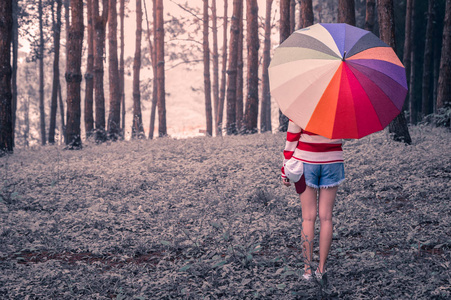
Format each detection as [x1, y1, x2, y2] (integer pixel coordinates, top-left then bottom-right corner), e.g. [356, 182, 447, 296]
[282, 120, 343, 177]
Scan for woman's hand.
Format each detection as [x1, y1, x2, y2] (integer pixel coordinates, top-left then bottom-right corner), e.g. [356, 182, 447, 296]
[282, 177, 291, 187]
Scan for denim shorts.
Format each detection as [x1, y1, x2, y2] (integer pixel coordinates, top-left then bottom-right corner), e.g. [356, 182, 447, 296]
[303, 162, 345, 189]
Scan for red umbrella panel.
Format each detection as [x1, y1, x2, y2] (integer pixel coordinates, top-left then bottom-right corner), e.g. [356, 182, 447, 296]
[269, 23, 408, 139]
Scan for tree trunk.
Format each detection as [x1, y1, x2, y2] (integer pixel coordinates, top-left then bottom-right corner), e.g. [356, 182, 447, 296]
[290, 0, 295, 32]
[58, 75, 66, 139]
[244, 0, 259, 134]
[83, 0, 94, 138]
[260, 0, 273, 133]
[364, 0, 375, 32]
[50, 0, 63, 143]
[11, 0, 18, 148]
[132, 0, 144, 138]
[278, 0, 291, 132]
[226, 0, 242, 135]
[107, 0, 122, 140]
[93, 0, 108, 142]
[235, 1, 243, 133]
[377, 0, 412, 144]
[203, 0, 213, 136]
[421, 0, 436, 117]
[144, 0, 157, 139]
[155, 0, 166, 137]
[300, 0, 313, 28]
[65, 0, 84, 149]
[0, 0, 13, 154]
[409, 0, 417, 123]
[402, 0, 412, 113]
[437, 0, 451, 110]
[217, 0, 228, 136]
[119, 0, 125, 137]
[338, 0, 356, 25]
[38, 0, 46, 145]
[211, 0, 219, 136]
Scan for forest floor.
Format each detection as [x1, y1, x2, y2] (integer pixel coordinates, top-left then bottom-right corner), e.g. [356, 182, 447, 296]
[0, 125, 450, 299]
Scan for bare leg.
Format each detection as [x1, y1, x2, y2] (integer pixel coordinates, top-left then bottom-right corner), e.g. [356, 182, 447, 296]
[300, 186, 318, 274]
[317, 186, 337, 273]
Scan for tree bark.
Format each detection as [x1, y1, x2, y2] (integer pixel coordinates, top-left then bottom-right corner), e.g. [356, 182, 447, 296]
[107, 0, 122, 140]
[119, 0, 125, 137]
[260, 0, 273, 133]
[300, 0, 314, 28]
[290, 0, 295, 32]
[92, 0, 108, 142]
[155, 0, 166, 137]
[211, 0, 219, 136]
[83, 0, 94, 138]
[421, 0, 436, 117]
[65, 0, 84, 149]
[244, 0, 259, 134]
[50, 0, 63, 143]
[11, 0, 18, 148]
[338, 0, 356, 26]
[203, 0, 213, 136]
[0, 0, 13, 154]
[278, 0, 291, 132]
[235, 1, 243, 133]
[377, 0, 411, 144]
[402, 0, 412, 113]
[217, 0, 228, 136]
[226, 0, 242, 135]
[409, 0, 417, 123]
[132, 0, 144, 138]
[38, 0, 46, 145]
[364, 0, 375, 32]
[144, 0, 157, 139]
[437, 0, 451, 110]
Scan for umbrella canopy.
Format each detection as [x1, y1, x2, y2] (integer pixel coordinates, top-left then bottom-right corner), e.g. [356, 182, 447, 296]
[269, 23, 408, 139]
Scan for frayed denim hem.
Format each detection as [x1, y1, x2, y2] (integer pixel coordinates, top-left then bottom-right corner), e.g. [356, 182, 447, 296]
[306, 178, 345, 190]
[319, 178, 345, 189]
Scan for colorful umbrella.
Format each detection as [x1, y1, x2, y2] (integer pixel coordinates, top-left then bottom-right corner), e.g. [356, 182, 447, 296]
[269, 23, 408, 139]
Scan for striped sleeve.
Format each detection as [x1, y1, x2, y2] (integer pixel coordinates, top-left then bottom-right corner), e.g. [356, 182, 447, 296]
[282, 120, 302, 178]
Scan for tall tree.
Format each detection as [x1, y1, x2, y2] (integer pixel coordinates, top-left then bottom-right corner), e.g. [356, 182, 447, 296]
[338, 0, 356, 25]
[217, 0, 228, 136]
[244, 0, 259, 133]
[144, 0, 157, 139]
[409, 0, 417, 123]
[226, 0, 243, 135]
[300, 0, 313, 28]
[235, 1, 244, 133]
[65, 0, 84, 149]
[155, 0, 167, 137]
[38, 0, 46, 145]
[92, 0, 108, 142]
[421, 0, 436, 117]
[132, 0, 144, 138]
[377, 0, 411, 144]
[0, 0, 13, 154]
[260, 0, 273, 133]
[278, 0, 291, 132]
[49, 0, 63, 143]
[107, 0, 121, 140]
[203, 0, 213, 136]
[402, 0, 412, 113]
[364, 0, 376, 32]
[437, 0, 451, 110]
[120, 0, 125, 136]
[211, 0, 220, 136]
[11, 0, 18, 148]
[83, 0, 94, 138]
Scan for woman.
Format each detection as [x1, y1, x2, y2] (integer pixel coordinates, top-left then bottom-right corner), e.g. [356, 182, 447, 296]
[281, 120, 345, 281]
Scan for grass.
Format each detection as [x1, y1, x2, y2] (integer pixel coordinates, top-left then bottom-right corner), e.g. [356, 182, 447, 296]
[0, 126, 450, 299]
